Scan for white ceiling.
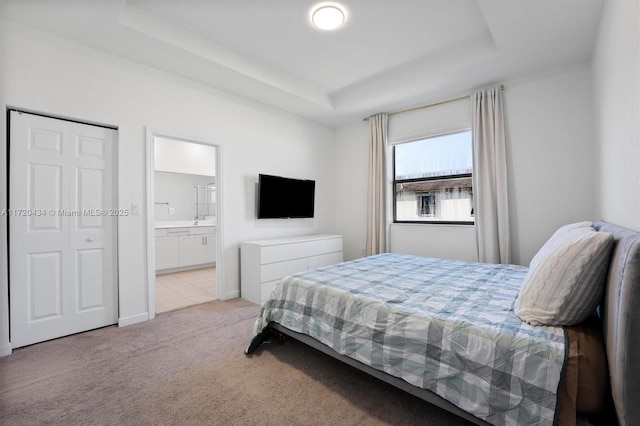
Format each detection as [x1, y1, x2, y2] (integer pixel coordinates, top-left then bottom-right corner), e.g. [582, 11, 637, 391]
[0, 0, 605, 127]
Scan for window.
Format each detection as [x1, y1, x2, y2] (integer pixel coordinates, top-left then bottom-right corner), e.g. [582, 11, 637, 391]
[393, 130, 473, 224]
[417, 194, 436, 217]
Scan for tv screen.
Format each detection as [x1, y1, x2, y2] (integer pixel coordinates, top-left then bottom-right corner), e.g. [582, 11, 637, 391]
[257, 174, 315, 219]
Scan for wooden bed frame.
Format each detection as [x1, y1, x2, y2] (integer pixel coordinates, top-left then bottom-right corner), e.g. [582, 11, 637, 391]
[263, 221, 640, 426]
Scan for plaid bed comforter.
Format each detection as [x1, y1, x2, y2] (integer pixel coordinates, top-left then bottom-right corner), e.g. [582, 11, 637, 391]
[251, 253, 567, 425]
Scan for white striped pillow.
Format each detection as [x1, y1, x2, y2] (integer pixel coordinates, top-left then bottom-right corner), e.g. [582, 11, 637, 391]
[551, 221, 593, 235]
[514, 226, 614, 326]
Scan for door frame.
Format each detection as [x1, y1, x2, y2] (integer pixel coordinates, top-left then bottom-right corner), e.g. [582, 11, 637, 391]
[3, 107, 119, 353]
[144, 128, 224, 319]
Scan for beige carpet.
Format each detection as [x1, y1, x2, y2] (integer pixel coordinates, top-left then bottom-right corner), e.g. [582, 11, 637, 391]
[0, 298, 473, 425]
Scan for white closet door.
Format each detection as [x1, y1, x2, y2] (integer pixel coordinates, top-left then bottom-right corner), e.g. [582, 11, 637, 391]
[9, 111, 117, 348]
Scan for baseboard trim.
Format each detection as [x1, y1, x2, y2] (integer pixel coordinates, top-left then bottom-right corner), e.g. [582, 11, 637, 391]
[118, 312, 149, 327]
[0, 342, 13, 357]
[156, 263, 215, 275]
[224, 290, 240, 300]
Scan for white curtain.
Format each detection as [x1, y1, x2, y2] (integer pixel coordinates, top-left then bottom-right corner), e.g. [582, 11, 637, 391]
[471, 86, 511, 264]
[365, 113, 389, 256]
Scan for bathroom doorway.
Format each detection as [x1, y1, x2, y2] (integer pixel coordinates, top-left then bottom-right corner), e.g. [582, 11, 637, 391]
[145, 132, 222, 318]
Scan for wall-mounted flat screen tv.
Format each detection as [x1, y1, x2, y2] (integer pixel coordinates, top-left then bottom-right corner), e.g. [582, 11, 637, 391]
[257, 174, 315, 219]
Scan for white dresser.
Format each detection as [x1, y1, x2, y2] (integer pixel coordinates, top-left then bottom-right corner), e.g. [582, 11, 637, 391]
[240, 234, 343, 305]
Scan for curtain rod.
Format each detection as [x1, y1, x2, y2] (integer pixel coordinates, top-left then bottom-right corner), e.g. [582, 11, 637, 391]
[362, 84, 504, 122]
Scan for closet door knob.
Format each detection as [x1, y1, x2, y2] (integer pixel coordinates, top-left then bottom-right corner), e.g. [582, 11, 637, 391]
[86, 237, 95, 243]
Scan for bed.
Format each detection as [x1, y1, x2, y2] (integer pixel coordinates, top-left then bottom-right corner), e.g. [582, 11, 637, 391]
[245, 221, 640, 426]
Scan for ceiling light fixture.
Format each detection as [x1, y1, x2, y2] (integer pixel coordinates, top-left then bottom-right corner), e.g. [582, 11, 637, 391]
[311, 4, 346, 31]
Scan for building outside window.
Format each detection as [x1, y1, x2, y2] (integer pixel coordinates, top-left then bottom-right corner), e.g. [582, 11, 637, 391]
[393, 130, 473, 224]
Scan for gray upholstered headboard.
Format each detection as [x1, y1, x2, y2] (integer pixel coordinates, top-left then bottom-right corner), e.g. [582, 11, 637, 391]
[593, 221, 640, 426]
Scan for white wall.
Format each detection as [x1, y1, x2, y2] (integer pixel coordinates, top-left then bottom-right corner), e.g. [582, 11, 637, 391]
[333, 123, 368, 260]
[390, 224, 477, 261]
[154, 137, 216, 176]
[0, 20, 335, 354]
[388, 98, 472, 144]
[505, 64, 597, 264]
[334, 63, 597, 266]
[592, 0, 640, 231]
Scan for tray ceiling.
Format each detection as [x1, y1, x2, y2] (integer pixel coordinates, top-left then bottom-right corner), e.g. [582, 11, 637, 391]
[0, 0, 604, 126]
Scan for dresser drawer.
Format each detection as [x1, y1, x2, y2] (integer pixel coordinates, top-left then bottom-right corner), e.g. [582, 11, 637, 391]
[260, 242, 308, 264]
[189, 226, 216, 235]
[308, 237, 342, 256]
[308, 251, 343, 269]
[167, 228, 189, 236]
[260, 258, 308, 282]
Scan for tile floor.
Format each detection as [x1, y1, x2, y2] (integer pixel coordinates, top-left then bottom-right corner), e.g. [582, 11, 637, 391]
[155, 267, 217, 314]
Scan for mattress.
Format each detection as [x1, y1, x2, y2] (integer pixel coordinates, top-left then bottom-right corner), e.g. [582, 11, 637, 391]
[250, 253, 567, 425]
